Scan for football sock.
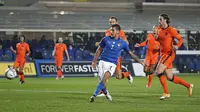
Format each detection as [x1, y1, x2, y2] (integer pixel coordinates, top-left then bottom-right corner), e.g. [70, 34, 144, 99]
[147, 74, 153, 87]
[21, 74, 24, 81]
[122, 72, 130, 78]
[158, 73, 168, 94]
[170, 75, 190, 88]
[93, 82, 105, 97]
[18, 72, 24, 81]
[57, 69, 62, 77]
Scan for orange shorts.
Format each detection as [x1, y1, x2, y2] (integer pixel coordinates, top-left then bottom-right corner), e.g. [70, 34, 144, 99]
[14, 58, 26, 68]
[145, 51, 159, 67]
[159, 51, 175, 69]
[55, 58, 63, 67]
[115, 57, 122, 71]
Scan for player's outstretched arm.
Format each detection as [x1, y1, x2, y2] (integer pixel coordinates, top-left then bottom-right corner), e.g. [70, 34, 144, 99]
[128, 51, 144, 66]
[135, 39, 148, 47]
[92, 46, 102, 69]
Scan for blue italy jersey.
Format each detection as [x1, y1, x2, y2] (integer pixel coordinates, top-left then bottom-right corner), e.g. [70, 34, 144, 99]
[99, 36, 130, 64]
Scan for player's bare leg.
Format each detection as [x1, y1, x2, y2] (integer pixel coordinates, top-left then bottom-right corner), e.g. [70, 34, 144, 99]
[90, 71, 112, 102]
[156, 63, 170, 100]
[146, 64, 156, 88]
[165, 69, 194, 96]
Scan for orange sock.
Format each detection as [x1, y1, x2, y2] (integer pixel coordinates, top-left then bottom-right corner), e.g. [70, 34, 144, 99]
[159, 75, 168, 94]
[147, 74, 153, 87]
[122, 72, 130, 78]
[57, 69, 62, 77]
[21, 74, 24, 81]
[171, 76, 190, 88]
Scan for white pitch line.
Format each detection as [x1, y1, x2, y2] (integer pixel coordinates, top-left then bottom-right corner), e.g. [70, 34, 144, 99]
[0, 89, 198, 97]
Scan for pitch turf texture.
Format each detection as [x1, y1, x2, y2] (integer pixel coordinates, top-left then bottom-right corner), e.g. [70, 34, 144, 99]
[0, 74, 199, 112]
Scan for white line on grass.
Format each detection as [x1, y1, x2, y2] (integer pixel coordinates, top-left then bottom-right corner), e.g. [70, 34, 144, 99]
[0, 89, 197, 97]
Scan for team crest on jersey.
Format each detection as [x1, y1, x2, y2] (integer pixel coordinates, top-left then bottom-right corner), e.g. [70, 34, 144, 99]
[118, 43, 121, 47]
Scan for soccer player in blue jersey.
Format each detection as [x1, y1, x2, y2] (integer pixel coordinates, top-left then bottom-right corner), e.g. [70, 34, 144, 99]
[90, 24, 144, 102]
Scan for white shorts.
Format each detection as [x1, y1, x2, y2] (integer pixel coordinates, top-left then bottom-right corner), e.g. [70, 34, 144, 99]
[98, 60, 116, 82]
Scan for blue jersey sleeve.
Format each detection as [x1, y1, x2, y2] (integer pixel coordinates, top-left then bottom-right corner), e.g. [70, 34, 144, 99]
[123, 41, 130, 53]
[99, 37, 106, 48]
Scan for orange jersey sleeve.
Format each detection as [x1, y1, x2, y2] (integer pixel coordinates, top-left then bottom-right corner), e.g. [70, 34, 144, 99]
[169, 27, 183, 48]
[138, 39, 148, 47]
[26, 43, 30, 52]
[119, 30, 128, 43]
[64, 44, 67, 51]
[105, 29, 111, 37]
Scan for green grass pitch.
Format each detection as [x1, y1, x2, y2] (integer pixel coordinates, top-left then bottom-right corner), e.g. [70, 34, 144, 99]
[0, 75, 199, 112]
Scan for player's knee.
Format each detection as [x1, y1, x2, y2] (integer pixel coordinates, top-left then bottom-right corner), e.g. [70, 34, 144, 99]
[149, 68, 154, 74]
[156, 71, 163, 77]
[166, 75, 174, 81]
[144, 67, 149, 73]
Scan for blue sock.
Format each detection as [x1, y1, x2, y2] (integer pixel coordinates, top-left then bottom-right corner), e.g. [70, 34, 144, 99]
[93, 82, 105, 97]
[102, 88, 107, 95]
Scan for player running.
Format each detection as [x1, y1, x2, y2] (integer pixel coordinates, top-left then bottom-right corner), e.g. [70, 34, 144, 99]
[96, 16, 133, 83]
[135, 25, 160, 88]
[156, 14, 194, 100]
[52, 37, 70, 80]
[10, 35, 30, 84]
[90, 24, 144, 102]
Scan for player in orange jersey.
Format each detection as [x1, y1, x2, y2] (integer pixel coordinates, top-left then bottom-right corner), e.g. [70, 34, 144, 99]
[135, 25, 160, 88]
[156, 14, 194, 100]
[10, 35, 30, 84]
[52, 37, 70, 80]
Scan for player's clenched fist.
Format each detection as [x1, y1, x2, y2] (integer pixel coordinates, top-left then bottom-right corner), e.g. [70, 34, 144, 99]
[91, 62, 97, 69]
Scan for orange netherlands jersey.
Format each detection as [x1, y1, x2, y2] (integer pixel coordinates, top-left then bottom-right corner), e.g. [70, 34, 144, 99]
[157, 26, 182, 53]
[54, 43, 67, 59]
[138, 33, 160, 51]
[105, 29, 127, 42]
[16, 42, 30, 59]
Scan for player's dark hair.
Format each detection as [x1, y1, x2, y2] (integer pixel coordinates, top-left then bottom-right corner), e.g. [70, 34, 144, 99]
[56, 37, 63, 43]
[110, 16, 118, 22]
[111, 24, 121, 31]
[160, 13, 170, 24]
[19, 35, 25, 42]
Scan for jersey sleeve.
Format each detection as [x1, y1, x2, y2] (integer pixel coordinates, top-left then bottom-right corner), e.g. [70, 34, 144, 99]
[54, 44, 57, 50]
[105, 30, 111, 36]
[26, 43, 30, 52]
[99, 37, 106, 48]
[64, 44, 67, 50]
[123, 41, 130, 53]
[138, 39, 148, 47]
[120, 30, 128, 43]
[170, 28, 183, 48]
